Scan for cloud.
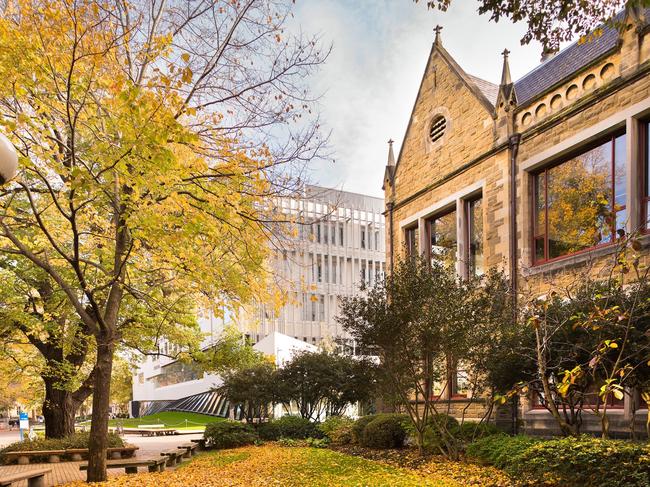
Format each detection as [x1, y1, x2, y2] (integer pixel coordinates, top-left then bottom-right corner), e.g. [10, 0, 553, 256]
[293, 0, 546, 197]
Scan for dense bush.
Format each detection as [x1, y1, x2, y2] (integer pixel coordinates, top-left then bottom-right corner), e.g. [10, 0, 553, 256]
[456, 422, 501, 442]
[360, 414, 409, 449]
[257, 416, 320, 440]
[467, 435, 650, 487]
[466, 434, 538, 469]
[204, 420, 258, 449]
[351, 414, 378, 444]
[318, 416, 355, 445]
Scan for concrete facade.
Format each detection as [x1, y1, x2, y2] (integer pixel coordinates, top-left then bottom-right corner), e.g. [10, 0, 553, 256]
[241, 185, 385, 348]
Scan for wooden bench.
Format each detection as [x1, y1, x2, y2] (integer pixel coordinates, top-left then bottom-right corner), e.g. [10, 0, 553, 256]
[177, 443, 198, 458]
[80, 458, 166, 474]
[160, 449, 183, 467]
[0, 467, 51, 487]
[190, 438, 207, 451]
[2, 450, 65, 465]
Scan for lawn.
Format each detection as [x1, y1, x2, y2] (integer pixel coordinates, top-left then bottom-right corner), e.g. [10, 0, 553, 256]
[63, 444, 510, 486]
[80, 412, 225, 431]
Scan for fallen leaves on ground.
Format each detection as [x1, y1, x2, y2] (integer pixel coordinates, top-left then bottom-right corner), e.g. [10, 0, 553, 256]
[62, 444, 513, 486]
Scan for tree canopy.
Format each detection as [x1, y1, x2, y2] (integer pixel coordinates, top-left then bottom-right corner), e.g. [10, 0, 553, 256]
[0, 0, 325, 480]
[416, 0, 647, 49]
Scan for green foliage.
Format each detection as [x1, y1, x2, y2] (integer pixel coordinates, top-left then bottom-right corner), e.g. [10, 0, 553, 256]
[318, 416, 355, 445]
[468, 435, 650, 486]
[217, 361, 277, 423]
[275, 351, 376, 420]
[351, 415, 379, 444]
[257, 416, 321, 441]
[456, 422, 502, 442]
[305, 437, 330, 448]
[1, 432, 124, 462]
[201, 327, 265, 376]
[338, 257, 517, 458]
[466, 434, 539, 470]
[203, 421, 258, 449]
[360, 414, 409, 449]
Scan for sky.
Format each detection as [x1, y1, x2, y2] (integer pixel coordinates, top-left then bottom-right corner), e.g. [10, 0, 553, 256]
[292, 0, 550, 197]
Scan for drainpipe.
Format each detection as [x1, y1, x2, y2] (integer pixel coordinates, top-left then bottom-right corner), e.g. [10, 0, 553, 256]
[386, 201, 395, 274]
[508, 133, 521, 306]
[508, 133, 521, 436]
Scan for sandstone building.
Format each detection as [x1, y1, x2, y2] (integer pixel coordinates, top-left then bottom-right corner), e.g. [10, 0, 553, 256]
[383, 11, 650, 435]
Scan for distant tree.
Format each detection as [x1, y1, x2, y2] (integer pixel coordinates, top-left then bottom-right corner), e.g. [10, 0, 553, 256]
[200, 327, 265, 376]
[109, 357, 133, 415]
[217, 361, 277, 423]
[337, 256, 519, 459]
[415, 0, 647, 50]
[275, 351, 376, 420]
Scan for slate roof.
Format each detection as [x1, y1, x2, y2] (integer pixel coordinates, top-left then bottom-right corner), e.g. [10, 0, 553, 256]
[514, 9, 650, 106]
[467, 75, 499, 106]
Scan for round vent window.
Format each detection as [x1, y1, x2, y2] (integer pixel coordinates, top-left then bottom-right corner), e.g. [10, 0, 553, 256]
[429, 115, 446, 143]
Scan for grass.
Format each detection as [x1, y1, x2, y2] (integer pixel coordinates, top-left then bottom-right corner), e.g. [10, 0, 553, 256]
[62, 444, 511, 486]
[80, 412, 225, 431]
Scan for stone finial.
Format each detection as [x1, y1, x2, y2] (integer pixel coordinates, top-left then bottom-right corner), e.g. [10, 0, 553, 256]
[434, 25, 443, 46]
[500, 48, 512, 86]
[387, 139, 395, 167]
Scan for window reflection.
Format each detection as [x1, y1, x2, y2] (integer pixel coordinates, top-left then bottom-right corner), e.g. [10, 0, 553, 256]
[534, 134, 626, 263]
[428, 209, 457, 268]
[468, 198, 483, 276]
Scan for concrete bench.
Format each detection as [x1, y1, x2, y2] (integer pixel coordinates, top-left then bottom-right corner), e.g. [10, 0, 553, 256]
[65, 446, 139, 461]
[0, 467, 51, 487]
[160, 449, 183, 467]
[80, 458, 166, 474]
[136, 428, 176, 437]
[190, 438, 207, 451]
[2, 450, 65, 465]
[177, 443, 198, 458]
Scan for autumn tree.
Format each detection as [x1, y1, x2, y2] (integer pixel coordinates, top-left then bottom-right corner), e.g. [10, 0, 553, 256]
[0, 0, 326, 481]
[415, 0, 648, 50]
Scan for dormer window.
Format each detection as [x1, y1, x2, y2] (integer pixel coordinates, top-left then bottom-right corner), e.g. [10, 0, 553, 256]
[429, 115, 447, 143]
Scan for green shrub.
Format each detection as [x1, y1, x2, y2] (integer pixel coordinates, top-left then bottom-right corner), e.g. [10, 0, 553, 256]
[467, 435, 650, 487]
[466, 434, 537, 469]
[318, 416, 355, 445]
[203, 420, 257, 449]
[351, 415, 378, 444]
[257, 416, 320, 440]
[277, 437, 298, 447]
[360, 414, 409, 449]
[456, 422, 501, 442]
[305, 437, 329, 448]
[405, 413, 459, 454]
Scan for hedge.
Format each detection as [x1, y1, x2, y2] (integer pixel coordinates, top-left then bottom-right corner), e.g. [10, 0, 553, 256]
[257, 416, 321, 441]
[318, 416, 355, 445]
[204, 420, 258, 449]
[360, 414, 409, 449]
[467, 434, 650, 487]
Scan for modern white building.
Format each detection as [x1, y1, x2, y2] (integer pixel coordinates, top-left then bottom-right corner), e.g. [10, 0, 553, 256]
[130, 186, 385, 417]
[243, 185, 386, 349]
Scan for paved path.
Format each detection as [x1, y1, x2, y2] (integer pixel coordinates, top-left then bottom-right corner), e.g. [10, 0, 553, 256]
[0, 433, 205, 486]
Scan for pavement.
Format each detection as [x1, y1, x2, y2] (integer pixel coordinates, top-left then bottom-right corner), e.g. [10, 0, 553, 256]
[0, 432, 205, 486]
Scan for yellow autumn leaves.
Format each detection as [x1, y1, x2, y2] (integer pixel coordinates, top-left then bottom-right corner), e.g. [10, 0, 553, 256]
[63, 445, 511, 487]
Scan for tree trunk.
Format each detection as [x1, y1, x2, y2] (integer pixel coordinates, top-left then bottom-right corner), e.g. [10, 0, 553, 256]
[42, 381, 78, 439]
[86, 338, 115, 482]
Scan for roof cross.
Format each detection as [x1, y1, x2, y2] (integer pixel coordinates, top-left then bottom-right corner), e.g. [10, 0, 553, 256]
[434, 25, 443, 45]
